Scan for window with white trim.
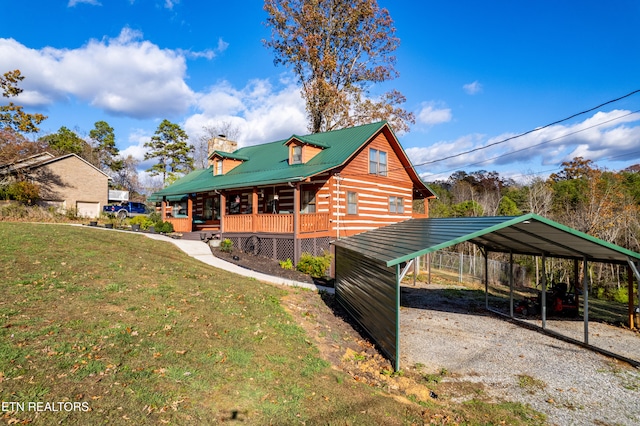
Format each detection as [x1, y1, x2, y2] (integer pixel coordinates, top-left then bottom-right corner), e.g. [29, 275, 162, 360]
[347, 191, 358, 215]
[215, 160, 223, 175]
[389, 196, 404, 213]
[369, 148, 387, 176]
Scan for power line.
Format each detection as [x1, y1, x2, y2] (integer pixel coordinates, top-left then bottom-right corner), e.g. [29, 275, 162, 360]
[431, 109, 640, 176]
[415, 89, 640, 167]
[340, 91, 640, 179]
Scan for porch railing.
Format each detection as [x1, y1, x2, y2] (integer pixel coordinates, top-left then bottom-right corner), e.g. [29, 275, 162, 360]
[299, 212, 329, 233]
[166, 217, 192, 233]
[223, 212, 329, 234]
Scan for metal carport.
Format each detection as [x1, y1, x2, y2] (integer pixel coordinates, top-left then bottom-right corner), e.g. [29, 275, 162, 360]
[332, 213, 640, 371]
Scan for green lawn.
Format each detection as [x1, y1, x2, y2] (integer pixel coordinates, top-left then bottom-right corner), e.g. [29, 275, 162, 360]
[0, 222, 544, 425]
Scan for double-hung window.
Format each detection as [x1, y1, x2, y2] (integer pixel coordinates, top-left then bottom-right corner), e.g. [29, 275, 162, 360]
[369, 148, 387, 176]
[347, 192, 358, 215]
[389, 196, 404, 213]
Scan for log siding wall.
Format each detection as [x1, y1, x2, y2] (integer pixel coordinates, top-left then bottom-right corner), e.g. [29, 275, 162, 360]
[330, 133, 415, 237]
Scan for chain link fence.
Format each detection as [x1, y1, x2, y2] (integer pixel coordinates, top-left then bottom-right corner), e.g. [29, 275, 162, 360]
[418, 250, 530, 288]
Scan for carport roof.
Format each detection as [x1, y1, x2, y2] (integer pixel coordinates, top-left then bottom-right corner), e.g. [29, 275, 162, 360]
[332, 214, 640, 267]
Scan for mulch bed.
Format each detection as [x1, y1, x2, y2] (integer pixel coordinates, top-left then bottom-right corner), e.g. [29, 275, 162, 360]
[210, 246, 320, 285]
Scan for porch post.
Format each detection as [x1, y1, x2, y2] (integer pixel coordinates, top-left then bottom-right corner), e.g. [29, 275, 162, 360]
[187, 195, 194, 232]
[252, 187, 258, 233]
[161, 197, 167, 220]
[219, 192, 226, 234]
[293, 182, 300, 264]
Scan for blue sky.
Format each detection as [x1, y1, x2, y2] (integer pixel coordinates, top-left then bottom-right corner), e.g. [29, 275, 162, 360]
[2, 0, 640, 184]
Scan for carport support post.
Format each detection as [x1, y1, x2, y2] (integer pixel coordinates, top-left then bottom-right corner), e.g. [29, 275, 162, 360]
[628, 259, 640, 329]
[483, 249, 489, 310]
[583, 256, 589, 345]
[541, 254, 547, 330]
[395, 264, 401, 372]
[509, 251, 514, 318]
[628, 265, 634, 330]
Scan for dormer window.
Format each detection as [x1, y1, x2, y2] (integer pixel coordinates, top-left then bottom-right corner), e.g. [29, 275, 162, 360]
[209, 151, 248, 176]
[285, 136, 327, 165]
[292, 146, 302, 164]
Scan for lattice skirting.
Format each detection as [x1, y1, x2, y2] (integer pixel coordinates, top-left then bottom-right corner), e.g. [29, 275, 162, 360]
[223, 234, 331, 262]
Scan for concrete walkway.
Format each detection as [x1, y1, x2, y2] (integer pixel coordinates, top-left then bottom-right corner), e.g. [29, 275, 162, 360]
[144, 233, 335, 294]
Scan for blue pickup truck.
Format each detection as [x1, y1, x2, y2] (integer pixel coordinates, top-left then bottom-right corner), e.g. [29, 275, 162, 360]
[103, 201, 149, 219]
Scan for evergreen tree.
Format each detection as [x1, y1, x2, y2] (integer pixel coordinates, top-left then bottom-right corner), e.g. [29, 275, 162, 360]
[89, 121, 122, 173]
[39, 126, 89, 157]
[144, 119, 193, 186]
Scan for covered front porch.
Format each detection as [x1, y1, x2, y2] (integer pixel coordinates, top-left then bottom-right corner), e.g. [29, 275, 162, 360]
[160, 184, 330, 237]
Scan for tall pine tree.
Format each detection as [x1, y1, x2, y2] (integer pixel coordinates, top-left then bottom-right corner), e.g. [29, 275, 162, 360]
[144, 119, 193, 186]
[89, 121, 122, 173]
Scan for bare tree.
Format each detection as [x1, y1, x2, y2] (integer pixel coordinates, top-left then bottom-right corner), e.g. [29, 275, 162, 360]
[525, 176, 552, 216]
[194, 121, 242, 169]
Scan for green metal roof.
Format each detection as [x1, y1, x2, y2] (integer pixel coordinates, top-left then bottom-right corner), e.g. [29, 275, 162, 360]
[332, 213, 640, 266]
[286, 134, 330, 148]
[208, 151, 249, 161]
[149, 121, 435, 200]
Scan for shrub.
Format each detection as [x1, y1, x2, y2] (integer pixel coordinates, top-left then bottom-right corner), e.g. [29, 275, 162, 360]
[154, 221, 174, 233]
[220, 239, 233, 253]
[279, 258, 294, 270]
[148, 211, 162, 223]
[65, 207, 79, 219]
[6, 181, 40, 205]
[130, 215, 155, 230]
[296, 252, 332, 278]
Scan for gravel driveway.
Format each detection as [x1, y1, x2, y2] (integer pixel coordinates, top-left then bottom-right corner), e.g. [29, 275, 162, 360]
[400, 282, 640, 426]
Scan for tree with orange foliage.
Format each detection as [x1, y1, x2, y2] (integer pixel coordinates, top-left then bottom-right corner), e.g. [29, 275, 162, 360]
[0, 70, 47, 134]
[263, 0, 413, 134]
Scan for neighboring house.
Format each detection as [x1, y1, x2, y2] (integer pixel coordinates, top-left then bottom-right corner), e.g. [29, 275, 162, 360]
[0, 152, 110, 218]
[149, 121, 436, 262]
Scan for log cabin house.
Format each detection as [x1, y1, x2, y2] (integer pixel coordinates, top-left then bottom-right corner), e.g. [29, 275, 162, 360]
[148, 121, 436, 262]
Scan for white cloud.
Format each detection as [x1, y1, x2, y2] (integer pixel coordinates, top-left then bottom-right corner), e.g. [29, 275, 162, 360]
[0, 30, 195, 118]
[164, 0, 180, 10]
[463, 81, 483, 95]
[68, 0, 101, 6]
[417, 102, 452, 125]
[184, 79, 307, 147]
[406, 134, 484, 170]
[405, 110, 640, 178]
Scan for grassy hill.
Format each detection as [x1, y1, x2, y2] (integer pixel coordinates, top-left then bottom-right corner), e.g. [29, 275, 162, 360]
[0, 222, 544, 425]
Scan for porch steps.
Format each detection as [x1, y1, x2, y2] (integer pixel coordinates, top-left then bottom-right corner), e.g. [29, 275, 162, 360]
[180, 231, 221, 242]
